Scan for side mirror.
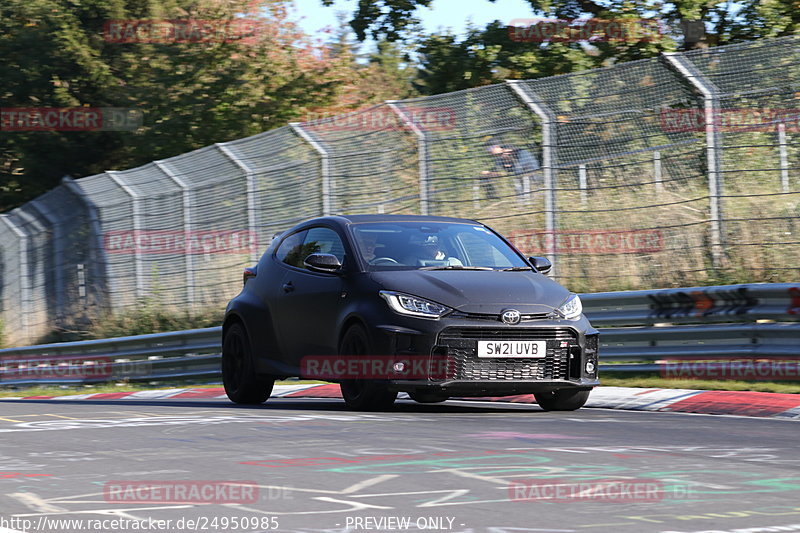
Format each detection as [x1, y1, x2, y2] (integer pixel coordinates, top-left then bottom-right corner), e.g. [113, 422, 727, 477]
[529, 256, 552, 274]
[242, 265, 257, 287]
[304, 253, 342, 274]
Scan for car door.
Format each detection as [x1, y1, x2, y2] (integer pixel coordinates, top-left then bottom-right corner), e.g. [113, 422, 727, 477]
[272, 226, 346, 365]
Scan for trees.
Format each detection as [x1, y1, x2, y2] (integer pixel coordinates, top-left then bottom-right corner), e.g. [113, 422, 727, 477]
[337, 0, 800, 96]
[0, 0, 411, 210]
[339, 0, 800, 47]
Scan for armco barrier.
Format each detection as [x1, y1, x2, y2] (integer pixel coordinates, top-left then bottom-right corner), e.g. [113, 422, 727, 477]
[582, 283, 800, 326]
[0, 283, 797, 386]
[0, 328, 222, 386]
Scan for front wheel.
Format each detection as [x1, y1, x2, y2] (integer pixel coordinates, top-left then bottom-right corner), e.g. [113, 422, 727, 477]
[338, 325, 397, 411]
[534, 389, 591, 411]
[222, 322, 274, 404]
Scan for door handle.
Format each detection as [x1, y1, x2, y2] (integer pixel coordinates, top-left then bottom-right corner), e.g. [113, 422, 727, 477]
[282, 281, 294, 293]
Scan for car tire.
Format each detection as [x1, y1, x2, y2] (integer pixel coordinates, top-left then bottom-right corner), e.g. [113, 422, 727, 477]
[222, 322, 274, 404]
[408, 392, 448, 404]
[338, 325, 397, 411]
[534, 389, 591, 411]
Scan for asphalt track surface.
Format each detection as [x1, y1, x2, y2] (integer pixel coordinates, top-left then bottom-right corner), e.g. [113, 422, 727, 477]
[0, 395, 798, 533]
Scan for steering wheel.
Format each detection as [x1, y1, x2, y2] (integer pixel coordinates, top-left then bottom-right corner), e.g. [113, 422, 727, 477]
[370, 257, 399, 265]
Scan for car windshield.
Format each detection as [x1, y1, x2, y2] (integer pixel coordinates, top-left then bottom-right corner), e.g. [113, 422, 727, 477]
[351, 221, 530, 270]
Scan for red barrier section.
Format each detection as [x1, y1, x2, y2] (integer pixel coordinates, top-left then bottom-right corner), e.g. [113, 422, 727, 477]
[283, 384, 342, 398]
[663, 390, 800, 417]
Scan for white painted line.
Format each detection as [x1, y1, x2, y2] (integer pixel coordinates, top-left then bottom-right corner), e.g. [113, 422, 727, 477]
[586, 386, 702, 411]
[271, 384, 323, 396]
[124, 389, 190, 399]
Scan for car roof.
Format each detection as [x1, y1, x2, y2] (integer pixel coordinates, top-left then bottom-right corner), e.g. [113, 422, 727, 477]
[276, 214, 485, 241]
[319, 214, 480, 225]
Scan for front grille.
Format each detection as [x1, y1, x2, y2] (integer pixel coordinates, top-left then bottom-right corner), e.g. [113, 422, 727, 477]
[449, 311, 554, 322]
[435, 327, 576, 381]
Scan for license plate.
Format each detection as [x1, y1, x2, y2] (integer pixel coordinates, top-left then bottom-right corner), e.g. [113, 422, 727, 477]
[477, 340, 546, 358]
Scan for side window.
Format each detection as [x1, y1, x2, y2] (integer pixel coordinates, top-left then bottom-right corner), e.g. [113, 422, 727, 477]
[275, 230, 308, 268]
[304, 227, 346, 263]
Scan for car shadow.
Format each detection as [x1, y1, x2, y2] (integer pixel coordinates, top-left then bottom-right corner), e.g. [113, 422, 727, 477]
[0, 396, 542, 413]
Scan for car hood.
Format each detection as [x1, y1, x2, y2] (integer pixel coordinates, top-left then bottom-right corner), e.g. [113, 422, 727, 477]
[368, 270, 571, 314]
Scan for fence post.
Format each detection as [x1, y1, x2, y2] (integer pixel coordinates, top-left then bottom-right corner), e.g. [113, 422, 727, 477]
[154, 161, 195, 308]
[0, 215, 30, 340]
[578, 164, 588, 205]
[106, 171, 144, 300]
[290, 123, 332, 216]
[663, 52, 725, 267]
[653, 150, 664, 192]
[62, 176, 110, 316]
[386, 101, 429, 216]
[778, 123, 790, 193]
[216, 144, 259, 264]
[506, 80, 559, 279]
[29, 199, 65, 325]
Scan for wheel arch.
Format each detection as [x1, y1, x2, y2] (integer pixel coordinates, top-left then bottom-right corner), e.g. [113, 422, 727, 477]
[338, 315, 370, 352]
[222, 311, 246, 342]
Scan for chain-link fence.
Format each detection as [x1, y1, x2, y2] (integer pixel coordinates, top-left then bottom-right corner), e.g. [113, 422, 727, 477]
[2, 36, 799, 346]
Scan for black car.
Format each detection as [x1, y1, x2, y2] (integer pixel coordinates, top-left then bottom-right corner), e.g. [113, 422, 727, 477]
[222, 215, 599, 411]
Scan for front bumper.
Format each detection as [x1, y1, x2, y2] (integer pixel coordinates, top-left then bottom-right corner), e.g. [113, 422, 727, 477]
[373, 314, 599, 396]
[389, 379, 599, 396]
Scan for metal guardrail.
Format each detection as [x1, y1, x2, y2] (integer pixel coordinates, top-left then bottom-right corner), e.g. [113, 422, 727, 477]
[0, 283, 797, 386]
[0, 328, 222, 386]
[583, 282, 800, 326]
[601, 323, 800, 360]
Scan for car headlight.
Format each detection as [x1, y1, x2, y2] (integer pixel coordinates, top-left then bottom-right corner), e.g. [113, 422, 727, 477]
[557, 293, 583, 320]
[379, 291, 452, 319]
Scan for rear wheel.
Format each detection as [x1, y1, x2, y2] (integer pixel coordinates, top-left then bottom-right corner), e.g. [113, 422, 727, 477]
[534, 389, 591, 411]
[222, 322, 274, 404]
[338, 325, 397, 411]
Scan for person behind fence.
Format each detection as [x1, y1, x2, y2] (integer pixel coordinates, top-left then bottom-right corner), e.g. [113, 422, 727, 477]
[480, 142, 541, 201]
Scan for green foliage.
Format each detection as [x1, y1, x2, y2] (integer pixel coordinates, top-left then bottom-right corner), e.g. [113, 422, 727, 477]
[422, 18, 679, 93]
[0, 0, 412, 210]
[339, 0, 800, 46]
[87, 299, 223, 339]
[600, 373, 800, 393]
[36, 298, 223, 344]
[335, 0, 800, 95]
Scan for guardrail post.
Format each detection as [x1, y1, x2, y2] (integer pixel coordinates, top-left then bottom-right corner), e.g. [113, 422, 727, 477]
[663, 52, 725, 268]
[386, 102, 430, 216]
[106, 171, 144, 299]
[0, 215, 30, 340]
[154, 161, 195, 307]
[290, 123, 332, 216]
[506, 80, 559, 279]
[216, 144, 259, 264]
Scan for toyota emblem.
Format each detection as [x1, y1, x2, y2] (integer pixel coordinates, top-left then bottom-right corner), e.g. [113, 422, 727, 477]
[501, 309, 521, 325]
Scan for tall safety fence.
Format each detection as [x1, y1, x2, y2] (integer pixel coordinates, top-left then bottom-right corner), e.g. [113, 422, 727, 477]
[2, 36, 799, 346]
